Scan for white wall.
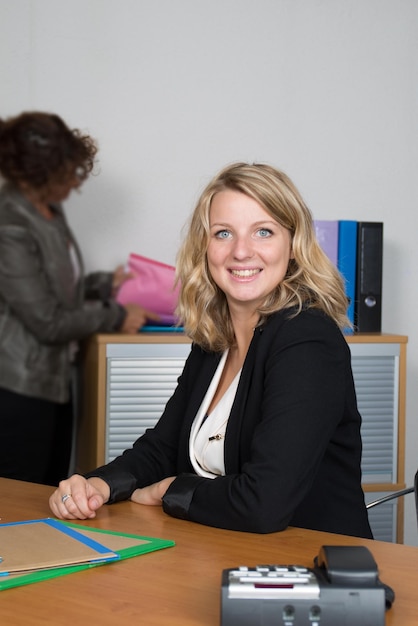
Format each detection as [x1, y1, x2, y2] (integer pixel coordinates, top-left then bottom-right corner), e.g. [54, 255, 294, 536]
[1, 0, 417, 543]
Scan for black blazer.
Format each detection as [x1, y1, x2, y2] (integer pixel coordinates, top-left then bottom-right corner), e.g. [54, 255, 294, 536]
[91, 308, 373, 538]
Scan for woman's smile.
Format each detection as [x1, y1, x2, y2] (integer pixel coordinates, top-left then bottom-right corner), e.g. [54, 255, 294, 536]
[229, 267, 262, 279]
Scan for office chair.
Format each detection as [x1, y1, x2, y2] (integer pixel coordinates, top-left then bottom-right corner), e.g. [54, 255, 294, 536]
[366, 469, 418, 528]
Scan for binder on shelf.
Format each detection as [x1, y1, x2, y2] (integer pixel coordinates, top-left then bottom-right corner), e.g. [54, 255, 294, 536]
[314, 220, 339, 266]
[354, 222, 383, 332]
[337, 220, 358, 330]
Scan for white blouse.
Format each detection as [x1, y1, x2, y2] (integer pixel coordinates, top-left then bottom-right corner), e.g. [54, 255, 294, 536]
[189, 350, 242, 478]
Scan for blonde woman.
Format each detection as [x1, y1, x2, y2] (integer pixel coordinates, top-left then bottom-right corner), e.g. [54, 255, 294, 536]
[50, 162, 372, 539]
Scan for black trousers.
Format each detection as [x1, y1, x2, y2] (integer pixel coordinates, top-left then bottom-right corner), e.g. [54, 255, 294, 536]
[0, 386, 73, 486]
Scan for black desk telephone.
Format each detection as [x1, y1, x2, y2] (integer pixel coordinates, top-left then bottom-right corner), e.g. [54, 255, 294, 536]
[221, 545, 394, 626]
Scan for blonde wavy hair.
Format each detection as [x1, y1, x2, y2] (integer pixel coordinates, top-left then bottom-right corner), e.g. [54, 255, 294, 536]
[176, 162, 350, 352]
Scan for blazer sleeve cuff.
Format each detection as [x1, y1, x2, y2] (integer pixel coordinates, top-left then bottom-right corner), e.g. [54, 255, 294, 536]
[162, 473, 204, 520]
[84, 466, 137, 504]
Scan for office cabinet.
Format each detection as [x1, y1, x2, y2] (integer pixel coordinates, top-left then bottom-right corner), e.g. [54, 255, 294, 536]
[77, 334, 192, 476]
[77, 333, 407, 542]
[105, 341, 191, 462]
[347, 336, 407, 542]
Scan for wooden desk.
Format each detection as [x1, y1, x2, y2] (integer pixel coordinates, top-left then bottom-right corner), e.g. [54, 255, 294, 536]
[1, 478, 417, 625]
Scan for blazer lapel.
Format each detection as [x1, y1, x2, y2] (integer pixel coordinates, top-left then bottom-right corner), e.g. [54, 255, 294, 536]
[224, 329, 260, 472]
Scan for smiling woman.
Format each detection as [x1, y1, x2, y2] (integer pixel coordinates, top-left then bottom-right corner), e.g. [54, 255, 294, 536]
[176, 162, 349, 352]
[49, 162, 372, 541]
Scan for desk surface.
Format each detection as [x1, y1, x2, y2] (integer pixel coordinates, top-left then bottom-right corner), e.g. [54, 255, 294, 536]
[1, 478, 417, 625]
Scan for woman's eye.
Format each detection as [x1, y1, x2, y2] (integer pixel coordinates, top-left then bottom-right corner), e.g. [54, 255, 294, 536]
[215, 230, 231, 239]
[257, 228, 273, 238]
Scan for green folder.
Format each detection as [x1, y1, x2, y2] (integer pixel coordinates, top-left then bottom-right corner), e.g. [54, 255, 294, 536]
[0, 518, 175, 591]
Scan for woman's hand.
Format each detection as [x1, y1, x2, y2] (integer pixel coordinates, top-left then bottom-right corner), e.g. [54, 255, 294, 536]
[130, 477, 176, 506]
[49, 474, 111, 520]
[120, 303, 161, 333]
[112, 264, 134, 293]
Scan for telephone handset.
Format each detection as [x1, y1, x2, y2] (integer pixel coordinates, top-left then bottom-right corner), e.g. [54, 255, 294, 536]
[314, 545, 395, 608]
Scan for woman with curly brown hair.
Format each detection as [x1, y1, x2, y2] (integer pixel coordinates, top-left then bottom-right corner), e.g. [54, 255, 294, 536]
[50, 162, 372, 539]
[0, 111, 158, 485]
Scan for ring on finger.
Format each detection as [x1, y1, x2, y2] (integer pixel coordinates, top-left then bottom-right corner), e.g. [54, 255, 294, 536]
[61, 493, 72, 504]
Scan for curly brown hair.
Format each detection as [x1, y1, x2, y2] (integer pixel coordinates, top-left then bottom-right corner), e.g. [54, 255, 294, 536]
[0, 111, 97, 197]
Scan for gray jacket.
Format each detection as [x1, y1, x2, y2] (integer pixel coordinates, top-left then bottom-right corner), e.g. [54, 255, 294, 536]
[0, 184, 125, 403]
